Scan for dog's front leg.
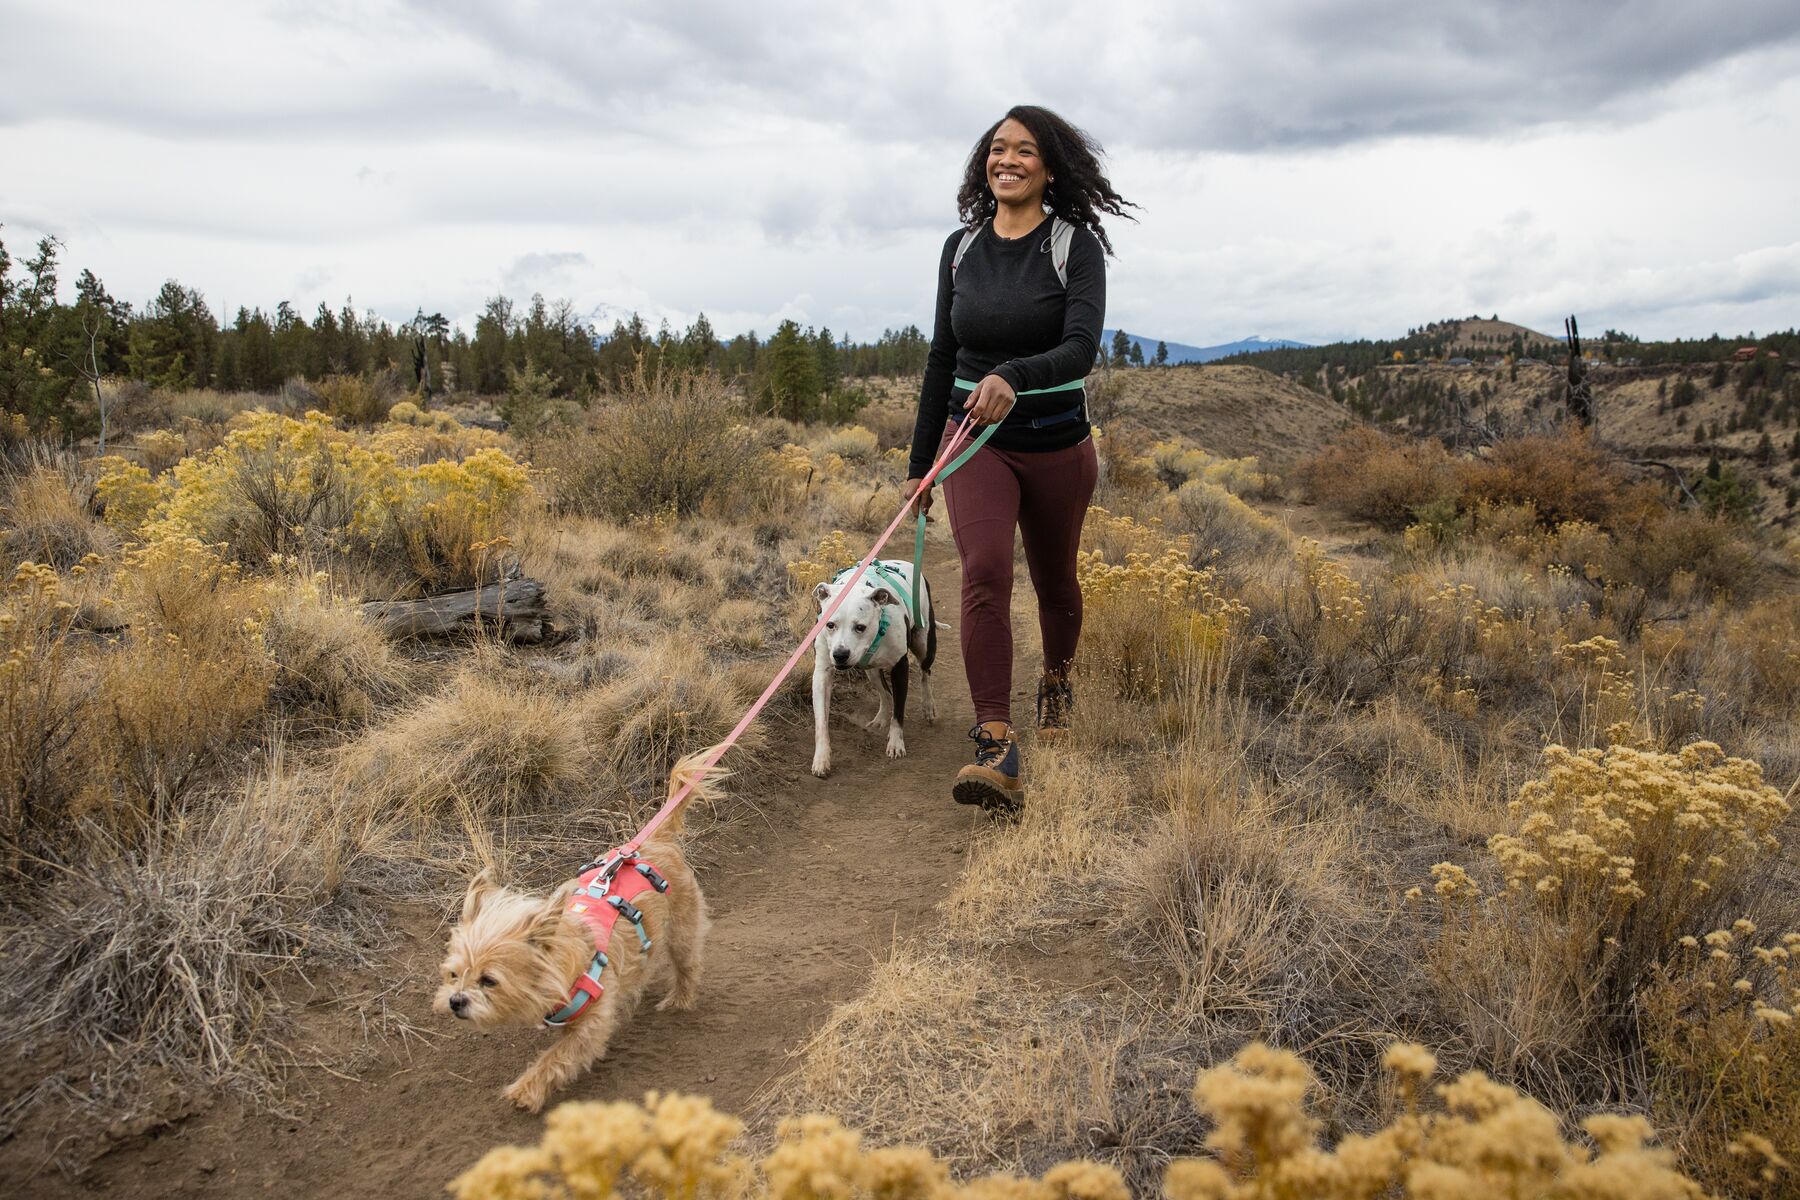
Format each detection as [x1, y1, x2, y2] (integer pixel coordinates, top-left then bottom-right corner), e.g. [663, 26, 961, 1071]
[811, 653, 834, 778]
[867, 668, 893, 733]
[504, 1012, 618, 1113]
[886, 656, 909, 758]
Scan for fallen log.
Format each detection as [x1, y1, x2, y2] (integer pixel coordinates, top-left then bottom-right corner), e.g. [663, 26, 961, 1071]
[361, 577, 547, 643]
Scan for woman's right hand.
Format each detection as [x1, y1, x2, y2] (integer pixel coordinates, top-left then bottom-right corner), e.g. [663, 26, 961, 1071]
[907, 476, 934, 518]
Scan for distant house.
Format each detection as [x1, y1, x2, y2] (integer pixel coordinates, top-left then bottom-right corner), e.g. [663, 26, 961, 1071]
[1733, 346, 1759, 362]
[1447, 356, 1472, 366]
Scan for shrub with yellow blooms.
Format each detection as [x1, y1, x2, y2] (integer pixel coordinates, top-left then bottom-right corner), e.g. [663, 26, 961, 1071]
[1420, 740, 1790, 1068]
[453, 1042, 1713, 1200]
[100, 410, 534, 591]
[1077, 509, 1247, 702]
[1643, 921, 1799, 1197]
[0, 560, 93, 855]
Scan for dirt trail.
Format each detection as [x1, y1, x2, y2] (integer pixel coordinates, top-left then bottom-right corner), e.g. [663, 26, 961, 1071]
[11, 543, 1027, 1199]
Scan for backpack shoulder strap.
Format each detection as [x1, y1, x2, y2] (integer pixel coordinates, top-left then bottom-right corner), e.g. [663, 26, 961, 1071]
[1047, 217, 1076, 288]
[950, 224, 983, 277]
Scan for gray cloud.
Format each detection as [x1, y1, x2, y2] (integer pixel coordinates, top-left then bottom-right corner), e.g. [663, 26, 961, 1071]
[10, 1, 1798, 153]
[4, 0, 1798, 345]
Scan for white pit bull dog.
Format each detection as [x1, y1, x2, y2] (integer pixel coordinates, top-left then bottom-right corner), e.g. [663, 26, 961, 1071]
[810, 559, 942, 778]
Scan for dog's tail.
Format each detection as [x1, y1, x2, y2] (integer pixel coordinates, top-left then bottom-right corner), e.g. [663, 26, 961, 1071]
[652, 744, 731, 839]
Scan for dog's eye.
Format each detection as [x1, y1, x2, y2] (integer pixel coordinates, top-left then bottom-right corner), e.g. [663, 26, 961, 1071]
[853, 623, 866, 633]
[478, 974, 497, 988]
[825, 621, 835, 630]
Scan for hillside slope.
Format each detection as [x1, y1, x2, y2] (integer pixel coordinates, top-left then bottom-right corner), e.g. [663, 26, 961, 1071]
[1105, 364, 1354, 467]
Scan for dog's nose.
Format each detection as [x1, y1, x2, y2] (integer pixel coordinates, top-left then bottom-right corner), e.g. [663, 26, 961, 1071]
[832, 648, 851, 666]
[449, 993, 470, 1017]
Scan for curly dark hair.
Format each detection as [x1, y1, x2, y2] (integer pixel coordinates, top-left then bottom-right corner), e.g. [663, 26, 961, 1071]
[956, 105, 1137, 256]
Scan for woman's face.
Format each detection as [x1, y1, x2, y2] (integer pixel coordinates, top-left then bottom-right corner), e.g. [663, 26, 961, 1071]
[986, 118, 1049, 209]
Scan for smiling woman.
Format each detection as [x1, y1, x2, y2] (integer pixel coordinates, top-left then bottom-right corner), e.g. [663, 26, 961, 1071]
[905, 104, 1136, 815]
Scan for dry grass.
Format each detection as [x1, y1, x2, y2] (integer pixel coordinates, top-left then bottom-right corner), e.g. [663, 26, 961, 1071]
[0, 754, 371, 1136]
[336, 663, 601, 826]
[262, 569, 409, 727]
[1295, 428, 1458, 530]
[945, 745, 1135, 945]
[542, 367, 759, 522]
[1119, 752, 1361, 1025]
[0, 461, 112, 570]
[773, 943, 1134, 1176]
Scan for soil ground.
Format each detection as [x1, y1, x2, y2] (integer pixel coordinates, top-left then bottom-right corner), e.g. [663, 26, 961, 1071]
[2, 539, 1071, 1199]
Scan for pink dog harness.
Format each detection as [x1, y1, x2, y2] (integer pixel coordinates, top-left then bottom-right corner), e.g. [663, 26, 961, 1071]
[542, 852, 668, 1028]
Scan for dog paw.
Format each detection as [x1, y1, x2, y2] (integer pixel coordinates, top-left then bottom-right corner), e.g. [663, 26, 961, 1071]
[811, 757, 831, 778]
[503, 1075, 549, 1113]
[886, 736, 906, 759]
[657, 988, 699, 1012]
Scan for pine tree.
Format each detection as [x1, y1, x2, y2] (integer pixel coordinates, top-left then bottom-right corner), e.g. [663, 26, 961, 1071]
[472, 296, 515, 393]
[1128, 340, 1145, 367]
[757, 320, 821, 421]
[1111, 329, 1132, 364]
[1154, 340, 1168, 366]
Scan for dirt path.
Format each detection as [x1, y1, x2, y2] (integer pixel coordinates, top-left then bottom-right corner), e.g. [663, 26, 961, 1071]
[12, 543, 1031, 1199]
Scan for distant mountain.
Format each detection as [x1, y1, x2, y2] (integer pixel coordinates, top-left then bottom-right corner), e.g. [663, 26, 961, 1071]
[1102, 331, 1312, 365]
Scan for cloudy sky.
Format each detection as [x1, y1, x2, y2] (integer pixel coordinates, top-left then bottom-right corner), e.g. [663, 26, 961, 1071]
[4, 0, 1799, 347]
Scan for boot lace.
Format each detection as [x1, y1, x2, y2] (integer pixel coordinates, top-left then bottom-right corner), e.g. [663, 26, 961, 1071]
[967, 724, 1008, 765]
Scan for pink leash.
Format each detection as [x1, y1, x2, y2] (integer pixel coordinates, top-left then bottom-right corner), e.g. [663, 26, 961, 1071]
[606, 408, 992, 868]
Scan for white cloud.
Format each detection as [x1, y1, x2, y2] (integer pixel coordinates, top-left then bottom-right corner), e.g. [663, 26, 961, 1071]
[2, 0, 1798, 344]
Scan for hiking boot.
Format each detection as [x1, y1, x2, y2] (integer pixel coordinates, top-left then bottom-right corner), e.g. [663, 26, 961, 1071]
[953, 721, 1023, 814]
[1036, 673, 1073, 741]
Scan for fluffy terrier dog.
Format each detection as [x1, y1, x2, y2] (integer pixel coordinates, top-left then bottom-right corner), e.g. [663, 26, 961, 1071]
[434, 754, 716, 1112]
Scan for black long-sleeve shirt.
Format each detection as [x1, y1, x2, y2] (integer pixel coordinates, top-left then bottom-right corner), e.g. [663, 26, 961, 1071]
[905, 216, 1106, 480]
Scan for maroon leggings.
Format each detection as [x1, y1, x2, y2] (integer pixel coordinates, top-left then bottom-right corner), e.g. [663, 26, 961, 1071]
[941, 433, 1099, 725]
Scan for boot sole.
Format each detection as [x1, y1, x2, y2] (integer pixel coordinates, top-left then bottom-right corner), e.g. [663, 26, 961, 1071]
[953, 776, 1023, 816]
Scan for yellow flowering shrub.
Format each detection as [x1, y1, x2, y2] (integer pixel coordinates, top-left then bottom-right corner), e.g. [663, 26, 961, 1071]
[134, 427, 187, 474]
[816, 424, 880, 464]
[1552, 635, 1638, 744]
[1422, 740, 1790, 1061]
[0, 560, 93, 853]
[92, 455, 168, 533]
[1150, 441, 1278, 498]
[454, 1044, 1711, 1200]
[1078, 510, 1247, 702]
[1643, 922, 1799, 1197]
[113, 410, 534, 590]
[92, 538, 275, 822]
[1168, 1042, 1707, 1199]
[786, 530, 856, 637]
[786, 530, 855, 598]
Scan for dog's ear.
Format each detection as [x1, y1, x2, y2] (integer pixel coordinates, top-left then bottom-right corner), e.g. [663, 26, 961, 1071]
[814, 581, 833, 606]
[460, 868, 497, 924]
[869, 587, 895, 608]
[527, 886, 574, 947]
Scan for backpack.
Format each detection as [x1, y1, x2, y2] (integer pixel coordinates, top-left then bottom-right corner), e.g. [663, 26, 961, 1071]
[952, 216, 1077, 287]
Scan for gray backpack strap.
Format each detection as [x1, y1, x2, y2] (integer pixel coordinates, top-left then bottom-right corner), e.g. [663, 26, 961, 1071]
[951, 225, 982, 277]
[1047, 217, 1076, 287]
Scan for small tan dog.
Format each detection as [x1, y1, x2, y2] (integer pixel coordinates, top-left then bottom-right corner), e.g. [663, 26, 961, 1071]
[433, 753, 715, 1112]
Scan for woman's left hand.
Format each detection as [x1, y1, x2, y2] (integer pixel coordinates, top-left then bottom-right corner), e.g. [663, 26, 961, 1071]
[964, 374, 1016, 426]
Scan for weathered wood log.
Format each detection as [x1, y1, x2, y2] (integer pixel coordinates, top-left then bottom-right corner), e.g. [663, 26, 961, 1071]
[361, 577, 547, 643]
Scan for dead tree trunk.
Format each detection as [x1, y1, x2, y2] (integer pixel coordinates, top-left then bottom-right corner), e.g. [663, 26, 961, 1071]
[1564, 315, 1593, 428]
[361, 577, 548, 643]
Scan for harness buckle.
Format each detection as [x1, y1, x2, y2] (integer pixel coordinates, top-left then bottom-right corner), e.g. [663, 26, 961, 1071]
[606, 894, 644, 925]
[633, 862, 670, 893]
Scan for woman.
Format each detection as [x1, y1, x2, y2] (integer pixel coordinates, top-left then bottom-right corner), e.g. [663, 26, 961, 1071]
[905, 104, 1134, 814]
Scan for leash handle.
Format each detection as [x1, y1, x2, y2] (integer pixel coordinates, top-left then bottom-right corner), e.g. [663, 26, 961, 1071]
[613, 399, 1010, 862]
